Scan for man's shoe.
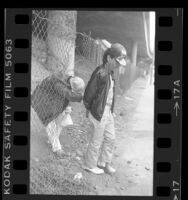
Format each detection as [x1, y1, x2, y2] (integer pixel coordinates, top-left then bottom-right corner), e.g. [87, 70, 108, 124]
[84, 167, 104, 174]
[105, 164, 116, 174]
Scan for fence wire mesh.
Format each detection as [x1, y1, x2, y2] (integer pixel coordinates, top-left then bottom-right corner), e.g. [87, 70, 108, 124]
[75, 32, 104, 66]
[30, 10, 105, 194]
[31, 10, 104, 126]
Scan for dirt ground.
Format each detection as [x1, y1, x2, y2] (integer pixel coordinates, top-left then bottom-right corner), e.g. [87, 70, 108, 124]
[80, 78, 154, 196]
[30, 58, 154, 195]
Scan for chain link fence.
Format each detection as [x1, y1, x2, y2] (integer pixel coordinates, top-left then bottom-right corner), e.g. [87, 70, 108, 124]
[75, 32, 104, 66]
[31, 10, 105, 128]
[30, 10, 105, 194]
[31, 10, 105, 90]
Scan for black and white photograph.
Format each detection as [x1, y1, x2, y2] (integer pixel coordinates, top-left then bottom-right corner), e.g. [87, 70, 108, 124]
[30, 10, 155, 195]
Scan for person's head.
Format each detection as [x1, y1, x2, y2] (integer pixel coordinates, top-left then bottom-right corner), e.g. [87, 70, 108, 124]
[69, 76, 85, 95]
[103, 43, 127, 71]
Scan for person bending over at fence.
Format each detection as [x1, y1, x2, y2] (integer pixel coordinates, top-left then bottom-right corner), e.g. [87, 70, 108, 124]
[83, 43, 127, 175]
[31, 73, 85, 157]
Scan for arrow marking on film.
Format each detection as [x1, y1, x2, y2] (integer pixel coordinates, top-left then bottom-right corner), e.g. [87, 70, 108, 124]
[174, 102, 180, 117]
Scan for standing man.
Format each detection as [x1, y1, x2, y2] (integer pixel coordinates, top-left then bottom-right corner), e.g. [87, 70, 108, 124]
[83, 43, 127, 174]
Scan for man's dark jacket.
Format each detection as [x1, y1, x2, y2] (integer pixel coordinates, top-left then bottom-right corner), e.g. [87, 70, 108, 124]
[31, 75, 82, 126]
[83, 64, 116, 121]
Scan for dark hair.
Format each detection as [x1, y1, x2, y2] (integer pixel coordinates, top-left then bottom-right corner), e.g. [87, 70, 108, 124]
[102, 48, 116, 65]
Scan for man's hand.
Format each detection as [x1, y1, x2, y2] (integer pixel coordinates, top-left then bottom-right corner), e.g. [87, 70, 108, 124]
[64, 106, 72, 114]
[86, 109, 89, 118]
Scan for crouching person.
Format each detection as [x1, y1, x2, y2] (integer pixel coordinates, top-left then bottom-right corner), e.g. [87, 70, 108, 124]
[32, 73, 85, 157]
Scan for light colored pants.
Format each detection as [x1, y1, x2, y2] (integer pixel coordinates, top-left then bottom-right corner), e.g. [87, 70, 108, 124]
[46, 107, 73, 152]
[85, 105, 116, 168]
[46, 118, 62, 152]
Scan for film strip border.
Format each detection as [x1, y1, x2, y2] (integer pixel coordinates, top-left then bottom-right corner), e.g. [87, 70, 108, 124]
[154, 9, 182, 200]
[3, 8, 182, 199]
[4, 9, 31, 198]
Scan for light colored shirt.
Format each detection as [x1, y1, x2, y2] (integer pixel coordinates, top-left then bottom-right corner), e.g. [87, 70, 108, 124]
[106, 75, 114, 106]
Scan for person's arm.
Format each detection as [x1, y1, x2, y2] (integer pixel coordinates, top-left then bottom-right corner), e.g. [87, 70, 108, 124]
[55, 78, 83, 102]
[83, 71, 99, 111]
[65, 88, 83, 102]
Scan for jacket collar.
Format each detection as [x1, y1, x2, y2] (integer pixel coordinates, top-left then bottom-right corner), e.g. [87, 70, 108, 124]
[101, 64, 115, 82]
[102, 63, 114, 74]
